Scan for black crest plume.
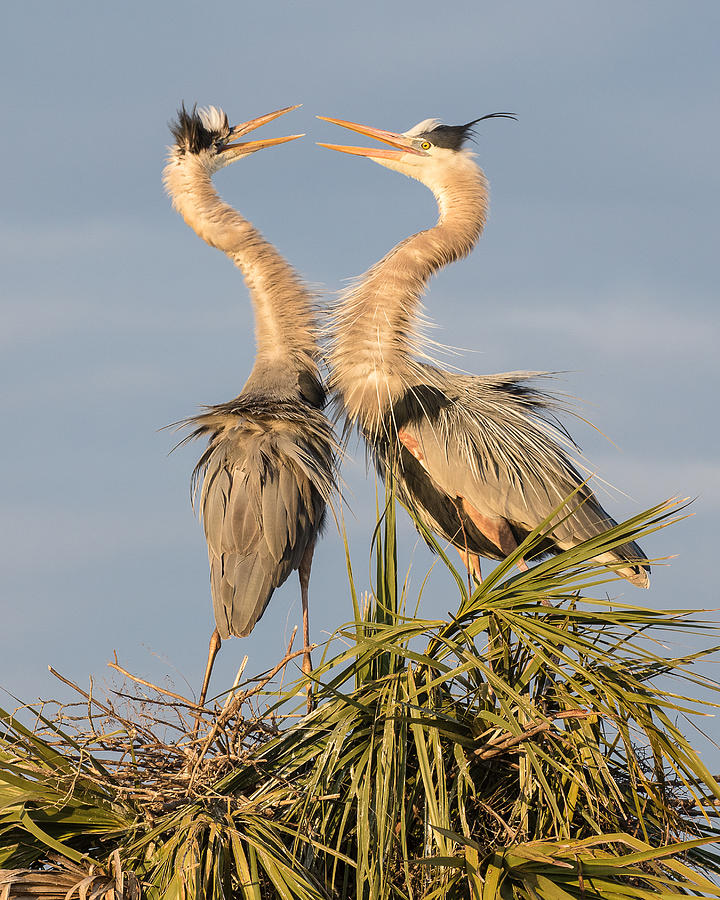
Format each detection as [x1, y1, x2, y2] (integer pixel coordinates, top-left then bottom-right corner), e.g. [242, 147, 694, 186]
[424, 111, 517, 150]
[169, 103, 228, 154]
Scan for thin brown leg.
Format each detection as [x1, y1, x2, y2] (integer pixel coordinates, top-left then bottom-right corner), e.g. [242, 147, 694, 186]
[452, 498, 481, 592]
[472, 520, 546, 605]
[298, 538, 316, 713]
[200, 629, 222, 708]
[194, 627, 222, 735]
[455, 546, 482, 584]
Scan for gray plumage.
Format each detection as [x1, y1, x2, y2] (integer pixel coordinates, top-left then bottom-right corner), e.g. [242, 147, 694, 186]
[183, 395, 334, 638]
[163, 104, 337, 667]
[372, 369, 648, 584]
[322, 114, 649, 587]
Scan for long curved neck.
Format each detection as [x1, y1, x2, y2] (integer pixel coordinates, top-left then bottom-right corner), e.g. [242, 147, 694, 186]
[329, 159, 488, 430]
[164, 156, 318, 380]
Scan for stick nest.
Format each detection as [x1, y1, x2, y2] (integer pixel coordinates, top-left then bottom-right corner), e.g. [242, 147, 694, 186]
[11, 631, 307, 816]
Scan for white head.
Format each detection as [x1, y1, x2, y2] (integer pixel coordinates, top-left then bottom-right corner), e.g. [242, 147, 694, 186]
[317, 112, 516, 187]
[166, 103, 304, 175]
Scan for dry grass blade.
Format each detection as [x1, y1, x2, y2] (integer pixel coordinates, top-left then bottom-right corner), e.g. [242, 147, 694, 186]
[1, 490, 718, 897]
[0, 852, 140, 900]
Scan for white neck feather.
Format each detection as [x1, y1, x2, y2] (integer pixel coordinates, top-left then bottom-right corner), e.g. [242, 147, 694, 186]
[329, 155, 489, 431]
[163, 154, 319, 378]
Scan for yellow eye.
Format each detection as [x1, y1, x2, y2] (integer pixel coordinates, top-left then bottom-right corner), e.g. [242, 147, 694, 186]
[421, 141, 431, 150]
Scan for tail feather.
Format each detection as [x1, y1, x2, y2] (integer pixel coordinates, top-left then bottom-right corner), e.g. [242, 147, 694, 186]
[595, 542, 650, 589]
[619, 563, 650, 589]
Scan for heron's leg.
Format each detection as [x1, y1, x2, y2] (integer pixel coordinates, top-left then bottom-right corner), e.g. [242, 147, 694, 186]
[469, 553, 483, 580]
[455, 546, 482, 583]
[451, 499, 482, 592]
[460, 503, 551, 614]
[195, 628, 222, 734]
[298, 538, 316, 713]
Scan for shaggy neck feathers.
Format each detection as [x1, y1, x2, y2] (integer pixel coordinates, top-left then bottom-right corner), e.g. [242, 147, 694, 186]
[329, 157, 489, 431]
[164, 154, 319, 389]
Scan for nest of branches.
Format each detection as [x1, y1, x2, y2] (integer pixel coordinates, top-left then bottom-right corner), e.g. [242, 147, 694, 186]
[32, 635, 309, 815]
[2, 497, 720, 899]
[0, 634, 327, 897]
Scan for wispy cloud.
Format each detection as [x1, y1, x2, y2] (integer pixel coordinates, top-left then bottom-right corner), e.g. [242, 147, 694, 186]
[589, 456, 720, 510]
[435, 288, 719, 366]
[1, 293, 251, 347]
[0, 503, 196, 573]
[505, 296, 719, 361]
[0, 220, 165, 260]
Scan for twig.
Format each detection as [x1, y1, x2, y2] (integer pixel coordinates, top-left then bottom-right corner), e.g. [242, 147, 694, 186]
[221, 657, 249, 715]
[87, 675, 96, 737]
[187, 633, 308, 790]
[477, 801, 518, 842]
[108, 658, 202, 709]
[271, 792, 341, 808]
[108, 691, 202, 718]
[47, 667, 155, 742]
[474, 709, 594, 760]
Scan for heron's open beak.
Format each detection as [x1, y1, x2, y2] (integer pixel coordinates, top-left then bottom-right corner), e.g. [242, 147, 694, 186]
[219, 105, 304, 161]
[316, 116, 428, 159]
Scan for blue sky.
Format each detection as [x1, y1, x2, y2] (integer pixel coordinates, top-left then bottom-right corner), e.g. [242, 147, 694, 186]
[2, 2, 718, 731]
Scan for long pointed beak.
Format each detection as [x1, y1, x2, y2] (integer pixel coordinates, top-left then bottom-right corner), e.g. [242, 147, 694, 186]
[316, 115, 428, 159]
[230, 104, 301, 138]
[219, 105, 304, 160]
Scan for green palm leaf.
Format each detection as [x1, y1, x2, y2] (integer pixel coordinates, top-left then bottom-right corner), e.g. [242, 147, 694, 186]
[1, 487, 718, 897]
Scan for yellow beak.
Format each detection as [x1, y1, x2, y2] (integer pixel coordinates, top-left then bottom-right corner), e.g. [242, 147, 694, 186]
[316, 115, 428, 159]
[219, 105, 304, 160]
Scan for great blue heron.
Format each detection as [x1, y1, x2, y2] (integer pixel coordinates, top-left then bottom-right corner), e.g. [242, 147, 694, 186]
[319, 113, 649, 587]
[164, 104, 336, 710]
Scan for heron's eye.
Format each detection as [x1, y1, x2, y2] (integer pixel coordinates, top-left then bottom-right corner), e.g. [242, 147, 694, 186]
[420, 141, 431, 150]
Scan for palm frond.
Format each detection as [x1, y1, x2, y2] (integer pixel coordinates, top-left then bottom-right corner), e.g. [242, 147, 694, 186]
[1, 488, 718, 897]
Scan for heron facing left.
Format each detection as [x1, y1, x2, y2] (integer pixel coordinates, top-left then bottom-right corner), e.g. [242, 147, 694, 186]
[163, 104, 336, 710]
[320, 112, 650, 588]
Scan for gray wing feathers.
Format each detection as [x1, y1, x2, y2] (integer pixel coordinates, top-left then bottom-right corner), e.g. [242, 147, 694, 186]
[279, 465, 299, 548]
[402, 371, 649, 580]
[202, 466, 230, 549]
[197, 423, 333, 639]
[262, 475, 289, 563]
[227, 555, 279, 636]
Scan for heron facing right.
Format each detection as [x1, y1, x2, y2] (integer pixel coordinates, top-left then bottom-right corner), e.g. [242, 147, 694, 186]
[164, 104, 336, 711]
